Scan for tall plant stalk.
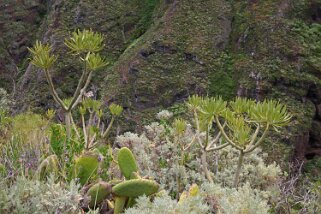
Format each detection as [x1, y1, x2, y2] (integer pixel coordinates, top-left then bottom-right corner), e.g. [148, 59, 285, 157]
[28, 29, 109, 157]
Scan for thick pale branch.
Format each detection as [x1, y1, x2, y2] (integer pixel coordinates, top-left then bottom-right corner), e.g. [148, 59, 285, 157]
[68, 68, 88, 110]
[44, 69, 67, 110]
[206, 142, 229, 151]
[70, 71, 93, 110]
[215, 116, 242, 150]
[81, 114, 88, 148]
[183, 134, 197, 151]
[102, 116, 115, 138]
[247, 123, 260, 148]
[194, 110, 204, 148]
[244, 124, 270, 153]
[70, 114, 81, 139]
[206, 122, 226, 149]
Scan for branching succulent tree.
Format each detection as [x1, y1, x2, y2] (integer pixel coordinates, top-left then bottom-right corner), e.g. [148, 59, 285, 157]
[78, 98, 123, 149]
[28, 29, 109, 154]
[186, 95, 291, 187]
[186, 96, 229, 183]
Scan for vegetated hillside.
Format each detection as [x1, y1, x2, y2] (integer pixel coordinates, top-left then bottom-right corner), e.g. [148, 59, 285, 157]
[1, 0, 321, 170]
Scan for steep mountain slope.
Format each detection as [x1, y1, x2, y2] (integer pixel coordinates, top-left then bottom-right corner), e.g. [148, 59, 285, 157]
[1, 0, 321, 167]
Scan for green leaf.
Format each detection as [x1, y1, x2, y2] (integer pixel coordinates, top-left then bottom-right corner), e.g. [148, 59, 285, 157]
[28, 41, 57, 69]
[64, 29, 104, 54]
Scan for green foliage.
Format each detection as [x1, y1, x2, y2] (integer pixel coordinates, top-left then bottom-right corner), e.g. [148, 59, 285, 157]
[78, 97, 123, 149]
[0, 112, 51, 173]
[172, 118, 187, 136]
[28, 41, 57, 69]
[109, 103, 123, 116]
[291, 21, 321, 66]
[249, 100, 292, 128]
[226, 116, 252, 146]
[11, 112, 50, 144]
[72, 152, 100, 185]
[64, 29, 104, 54]
[112, 179, 159, 197]
[28, 29, 109, 157]
[209, 53, 236, 100]
[199, 96, 227, 125]
[85, 52, 109, 71]
[229, 97, 255, 114]
[117, 147, 138, 180]
[50, 124, 66, 156]
[132, 0, 159, 38]
[82, 98, 102, 112]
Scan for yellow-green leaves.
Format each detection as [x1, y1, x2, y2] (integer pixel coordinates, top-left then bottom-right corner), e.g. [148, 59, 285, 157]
[187, 95, 203, 110]
[193, 96, 227, 130]
[230, 97, 255, 115]
[45, 109, 56, 120]
[82, 98, 102, 112]
[84, 52, 109, 71]
[200, 96, 227, 119]
[28, 41, 57, 69]
[109, 104, 123, 116]
[65, 29, 104, 54]
[226, 116, 251, 146]
[79, 106, 86, 115]
[249, 100, 292, 129]
[187, 95, 291, 150]
[63, 98, 73, 108]
[65, 29, 108, 70]
[173, 118, 187, 136]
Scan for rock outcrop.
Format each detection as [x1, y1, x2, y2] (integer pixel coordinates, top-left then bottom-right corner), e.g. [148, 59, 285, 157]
[1, 0, 321, 166]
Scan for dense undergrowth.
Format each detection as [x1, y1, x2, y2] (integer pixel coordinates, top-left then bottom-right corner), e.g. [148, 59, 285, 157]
[0, 29, 320, 214]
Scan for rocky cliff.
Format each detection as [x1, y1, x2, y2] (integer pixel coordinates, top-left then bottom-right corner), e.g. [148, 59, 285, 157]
[1, 0, 321, 168]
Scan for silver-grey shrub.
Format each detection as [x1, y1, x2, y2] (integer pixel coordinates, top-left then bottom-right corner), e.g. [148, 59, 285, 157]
[0, 175, 81, 214]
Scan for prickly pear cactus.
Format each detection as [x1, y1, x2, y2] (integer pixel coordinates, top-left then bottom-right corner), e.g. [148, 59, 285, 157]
[112, 179, 159, 197]
[117, 147, 138, 180]
[72, 151, 100, 185]
[114, 196, 127, 214]
[87, 181, 112, 208]
[35, 154, 59, 180]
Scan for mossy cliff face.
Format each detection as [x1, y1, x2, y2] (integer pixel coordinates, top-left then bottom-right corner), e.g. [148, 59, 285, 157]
[15, 0, 160, 112]
[103, 0, 232, 126]
[0, 0, 46, 90]
[228, 0, 321, 163]
[1, 0, 321, 164]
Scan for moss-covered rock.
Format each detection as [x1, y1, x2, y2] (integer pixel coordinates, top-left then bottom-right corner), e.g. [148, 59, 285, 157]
[3, 0, 321, 171]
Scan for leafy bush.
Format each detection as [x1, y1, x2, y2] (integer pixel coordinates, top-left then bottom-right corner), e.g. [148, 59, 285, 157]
[125, 193, 209, 214]
[117, 119, 283, 201]
[0, 175, 81, 214]
[0, 112, 51, 175]
[202, 183, 270, 214]
[126, 183, 270, 214]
